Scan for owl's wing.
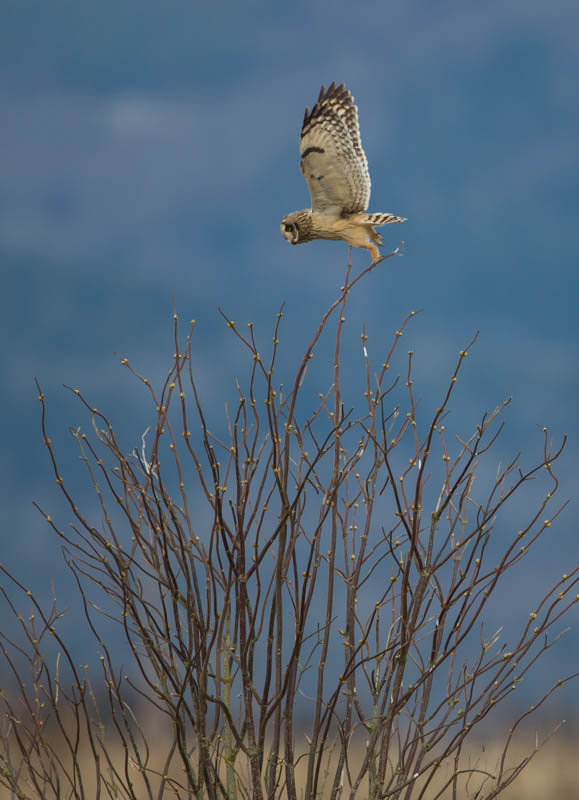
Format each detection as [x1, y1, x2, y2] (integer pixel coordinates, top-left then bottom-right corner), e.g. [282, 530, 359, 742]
[299, 83, 371, 216]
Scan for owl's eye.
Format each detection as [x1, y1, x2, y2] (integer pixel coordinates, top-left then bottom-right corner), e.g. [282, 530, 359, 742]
[281, 220, 300, 244]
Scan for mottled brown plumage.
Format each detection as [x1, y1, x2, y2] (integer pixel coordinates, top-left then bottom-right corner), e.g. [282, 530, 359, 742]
[281, 82, 405, 263]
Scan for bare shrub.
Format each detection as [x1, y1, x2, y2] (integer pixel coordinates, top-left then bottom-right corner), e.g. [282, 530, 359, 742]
[1, 249, 576, 799]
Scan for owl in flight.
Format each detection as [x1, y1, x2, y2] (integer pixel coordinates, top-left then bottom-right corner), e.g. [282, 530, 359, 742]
[281, 82, 405, 263]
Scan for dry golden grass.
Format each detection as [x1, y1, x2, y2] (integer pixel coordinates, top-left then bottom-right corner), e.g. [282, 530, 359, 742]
[484, 736, 578, 799]
[1, 721, 577, 799]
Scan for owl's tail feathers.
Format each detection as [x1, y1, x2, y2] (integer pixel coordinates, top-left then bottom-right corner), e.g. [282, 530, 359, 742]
[363, 212, 406, 227]
[361, 213, 406, 247]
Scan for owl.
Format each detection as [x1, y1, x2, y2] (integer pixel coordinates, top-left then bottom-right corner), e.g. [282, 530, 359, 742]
[281, 82, 405, 263]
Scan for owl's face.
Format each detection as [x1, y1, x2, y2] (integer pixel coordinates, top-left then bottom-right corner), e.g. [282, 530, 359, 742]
[280, 210, 313, 245]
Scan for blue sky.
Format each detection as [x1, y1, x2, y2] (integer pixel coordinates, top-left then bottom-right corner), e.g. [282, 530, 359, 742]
[1, 0, 578, 700]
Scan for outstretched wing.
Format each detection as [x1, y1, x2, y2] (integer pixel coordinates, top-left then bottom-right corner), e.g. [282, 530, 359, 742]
[299, 82, 371, 216]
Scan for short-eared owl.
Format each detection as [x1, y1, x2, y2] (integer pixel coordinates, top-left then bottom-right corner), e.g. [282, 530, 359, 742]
[281, 82, 405, 263]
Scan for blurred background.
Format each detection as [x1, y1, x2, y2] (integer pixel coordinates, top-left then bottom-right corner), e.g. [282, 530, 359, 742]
[1, 0, 578, 748]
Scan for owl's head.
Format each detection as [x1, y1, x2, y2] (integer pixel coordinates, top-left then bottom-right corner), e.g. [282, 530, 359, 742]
[280, 210, 314, 245]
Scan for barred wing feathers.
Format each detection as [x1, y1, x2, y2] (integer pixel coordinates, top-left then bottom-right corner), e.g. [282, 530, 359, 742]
[299, 82, 371, 216]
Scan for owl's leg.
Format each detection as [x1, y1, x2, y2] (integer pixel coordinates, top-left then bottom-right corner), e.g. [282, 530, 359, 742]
[365, 242, 381, 264]
[363, 225, 382, 262]
[369, 228, 383, 246]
